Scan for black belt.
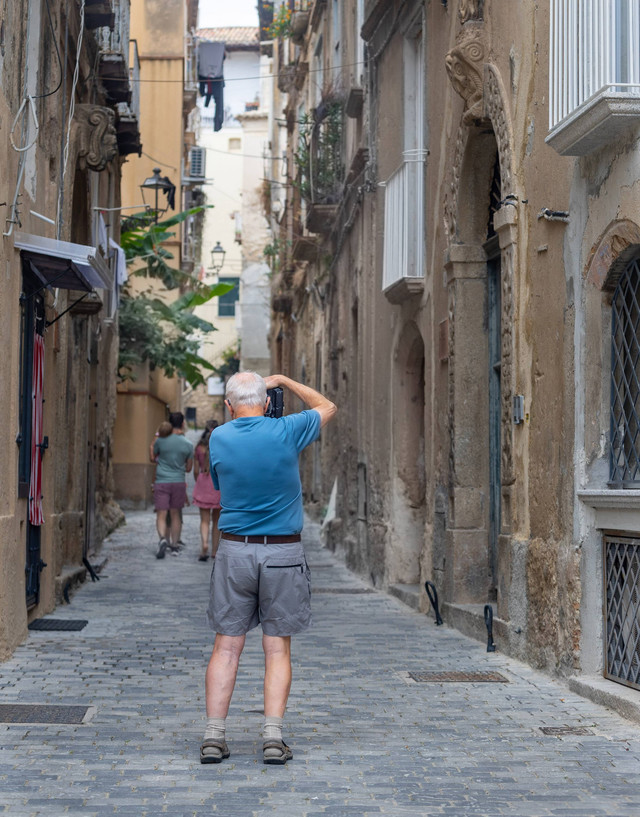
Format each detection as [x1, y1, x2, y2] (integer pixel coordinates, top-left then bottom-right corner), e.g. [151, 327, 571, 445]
[221, 532, 301, 544]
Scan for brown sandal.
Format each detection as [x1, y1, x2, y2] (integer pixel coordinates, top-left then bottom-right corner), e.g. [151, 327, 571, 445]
[263, 739, 293, 765]
[200, 738, 230, 763]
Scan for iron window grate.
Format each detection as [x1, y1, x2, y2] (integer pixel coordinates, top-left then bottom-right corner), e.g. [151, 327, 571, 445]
[0, 704, 90, 724]
[28, 618, 88, 631]
[610, 258, 640, 484]
[408, 671, 509, 683]
[604, 534, 640, 690]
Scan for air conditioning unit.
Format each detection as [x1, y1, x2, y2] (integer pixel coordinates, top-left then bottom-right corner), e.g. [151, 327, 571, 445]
[189, 147, 206, 179]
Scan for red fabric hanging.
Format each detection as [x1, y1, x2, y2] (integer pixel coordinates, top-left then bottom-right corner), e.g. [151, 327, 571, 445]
[28, 331, 45, 526]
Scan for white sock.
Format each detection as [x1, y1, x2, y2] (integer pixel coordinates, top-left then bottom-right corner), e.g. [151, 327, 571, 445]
[204, 716, 226, 741]
[263, 716, 283, 741]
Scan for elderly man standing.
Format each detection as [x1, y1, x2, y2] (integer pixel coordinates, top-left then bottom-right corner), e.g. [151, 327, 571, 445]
[200, 371, 336, 765]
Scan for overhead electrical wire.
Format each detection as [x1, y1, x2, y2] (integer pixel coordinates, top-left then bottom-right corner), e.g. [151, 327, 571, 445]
[127, 58, 367, 84]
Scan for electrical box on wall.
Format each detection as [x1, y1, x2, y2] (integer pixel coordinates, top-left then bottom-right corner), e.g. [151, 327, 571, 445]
[513, 394, 525, 424]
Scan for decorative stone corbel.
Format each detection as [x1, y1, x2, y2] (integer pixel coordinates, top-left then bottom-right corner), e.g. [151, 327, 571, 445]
[73, 105, 118, 172]
[459, 0, 484, 25]
[445, 23, 485, 124]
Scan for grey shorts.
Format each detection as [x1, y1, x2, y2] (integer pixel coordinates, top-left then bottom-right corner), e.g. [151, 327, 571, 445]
[207, 537, 312, 637]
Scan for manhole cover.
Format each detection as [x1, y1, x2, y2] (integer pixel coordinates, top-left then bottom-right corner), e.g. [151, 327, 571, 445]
[408, 671, 509, 683]
[0, 705, 90, 724]
[312, 587, 375, 594]
[539, 726, 593, 736]
[28, 619, 88, 631]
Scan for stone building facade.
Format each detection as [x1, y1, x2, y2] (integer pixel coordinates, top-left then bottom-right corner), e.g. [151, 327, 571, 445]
[113, 0, 200, 508]
[265, 0, 640, 699]
[0, 0, 140, 657]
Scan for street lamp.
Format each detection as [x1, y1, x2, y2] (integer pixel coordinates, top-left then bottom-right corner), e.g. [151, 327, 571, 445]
[139, 168, 175, 222]
[210, 241, 226, 273]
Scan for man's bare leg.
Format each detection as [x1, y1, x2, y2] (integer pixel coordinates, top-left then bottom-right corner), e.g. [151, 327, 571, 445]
[205, 634, 246, 717]
[261, 635, 293, 762]
[263, 635, 292, 717]
[169, 508, 182, 547]
[156, 510, 169, 541]
[201, 634, 245, 762]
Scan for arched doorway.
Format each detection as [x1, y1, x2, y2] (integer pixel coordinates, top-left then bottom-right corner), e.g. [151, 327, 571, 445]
[390, 322, 426, 585]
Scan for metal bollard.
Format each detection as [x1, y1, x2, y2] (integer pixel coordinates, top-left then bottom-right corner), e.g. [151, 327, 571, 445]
[424, 581, 444, 625]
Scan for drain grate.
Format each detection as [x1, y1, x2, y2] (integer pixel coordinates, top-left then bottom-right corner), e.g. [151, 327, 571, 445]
[539, 726, 593, 736]
[29, 619, 88, 631]
[312, 587, 375, 594]
[408, 670, 509, 683]
[0, 704, 90, 724]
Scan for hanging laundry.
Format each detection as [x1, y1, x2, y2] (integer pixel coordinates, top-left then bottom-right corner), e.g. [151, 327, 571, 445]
[198, 41, 225, 131]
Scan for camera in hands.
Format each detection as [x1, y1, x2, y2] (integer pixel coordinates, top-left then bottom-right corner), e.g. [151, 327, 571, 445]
[265, 387, 284, 418]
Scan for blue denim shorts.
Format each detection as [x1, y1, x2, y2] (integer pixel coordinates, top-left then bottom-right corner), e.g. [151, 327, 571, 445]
[206, 537, 312, 636]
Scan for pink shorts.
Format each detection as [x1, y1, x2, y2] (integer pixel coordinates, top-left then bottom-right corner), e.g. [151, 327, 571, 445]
[154, 482, 187, 511]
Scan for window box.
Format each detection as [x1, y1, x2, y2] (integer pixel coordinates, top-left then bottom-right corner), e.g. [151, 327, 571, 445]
[291, 11, 310, 45]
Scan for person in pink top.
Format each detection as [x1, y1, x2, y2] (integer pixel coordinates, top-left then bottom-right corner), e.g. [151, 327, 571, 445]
[192, 419, 221, 561]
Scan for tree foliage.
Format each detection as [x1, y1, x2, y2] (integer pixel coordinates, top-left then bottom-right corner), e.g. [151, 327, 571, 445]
[118, 208, 233, 388]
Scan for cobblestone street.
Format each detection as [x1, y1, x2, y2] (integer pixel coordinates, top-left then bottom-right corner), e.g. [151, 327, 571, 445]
[1, 507, 640, 816]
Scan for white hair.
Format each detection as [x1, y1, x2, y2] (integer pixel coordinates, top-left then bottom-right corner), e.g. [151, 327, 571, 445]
[225, 371, 267, 409]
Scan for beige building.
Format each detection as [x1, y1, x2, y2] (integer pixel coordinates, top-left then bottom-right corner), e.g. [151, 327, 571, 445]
[265, 0, 640, 704]
[0, 0, 140, 657]
[113, 0, 200, 508]
[184, 27, 272, 425]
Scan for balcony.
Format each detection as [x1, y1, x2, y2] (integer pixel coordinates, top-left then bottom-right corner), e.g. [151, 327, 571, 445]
[115, 38, 141, 156]
[382, 152, 425, 304]
[547, 0, 640, 155]
[96, 0, 130, 103]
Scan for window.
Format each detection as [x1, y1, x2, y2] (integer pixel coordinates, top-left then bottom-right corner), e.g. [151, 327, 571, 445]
[218, 276, 238, 317]
[610, 257, 640, 485]
[382, 27, 426, 301]
[548, 0, 640, 155]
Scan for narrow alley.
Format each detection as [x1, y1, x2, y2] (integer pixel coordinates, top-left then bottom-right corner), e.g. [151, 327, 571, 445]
[0, 506, 639, 816]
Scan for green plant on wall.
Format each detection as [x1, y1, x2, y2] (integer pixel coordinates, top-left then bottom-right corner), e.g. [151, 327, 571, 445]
[118, 208, 233, 388]
[293, 100, 344, 205]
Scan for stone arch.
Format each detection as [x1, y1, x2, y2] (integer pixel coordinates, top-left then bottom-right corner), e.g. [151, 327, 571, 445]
[585, 219, 640, 292]
[443, 58, 519, 608]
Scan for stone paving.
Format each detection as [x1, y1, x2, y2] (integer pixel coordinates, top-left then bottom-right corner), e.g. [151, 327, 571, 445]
[1, 506, 640, 816]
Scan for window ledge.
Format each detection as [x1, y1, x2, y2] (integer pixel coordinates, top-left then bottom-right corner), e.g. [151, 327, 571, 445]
[578, 489, 640, 531]
[546, 90, 640, 156]
[383, 276, 424, 305]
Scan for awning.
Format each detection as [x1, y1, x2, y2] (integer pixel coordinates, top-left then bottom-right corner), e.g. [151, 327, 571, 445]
[15, 232, 113, 292]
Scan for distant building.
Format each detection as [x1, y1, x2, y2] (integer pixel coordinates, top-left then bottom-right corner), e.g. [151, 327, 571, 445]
[184, 26, 271, 425]
[113, 0, 201, 508]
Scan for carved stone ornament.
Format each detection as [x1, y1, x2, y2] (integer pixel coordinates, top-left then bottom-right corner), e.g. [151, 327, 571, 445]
[459, 0, 484, 25]
[445, 23, 485, 124]
[73, 105, 118, 172]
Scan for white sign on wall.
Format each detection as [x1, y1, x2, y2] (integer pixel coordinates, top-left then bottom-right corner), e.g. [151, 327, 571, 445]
[207, 376, 225, 396]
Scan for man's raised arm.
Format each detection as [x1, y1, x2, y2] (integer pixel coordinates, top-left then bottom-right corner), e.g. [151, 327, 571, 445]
[264, 374, 337, 428]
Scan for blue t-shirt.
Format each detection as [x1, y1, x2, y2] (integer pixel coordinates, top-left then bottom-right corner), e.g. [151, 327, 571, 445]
[209, 410, 321, 535]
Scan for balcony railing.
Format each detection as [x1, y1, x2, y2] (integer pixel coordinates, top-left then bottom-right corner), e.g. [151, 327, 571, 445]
[382, 151, 425, 300]
[548, 0, 640, 154]
[96, 0, 130, 70]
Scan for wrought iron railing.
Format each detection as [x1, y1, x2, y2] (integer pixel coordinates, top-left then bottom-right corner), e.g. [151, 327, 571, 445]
[604, 534, 640, 690]
[549, 0, 640, 130]
[382, 151, 426, 291]
[95, 0, 130, 68]
[610, 258, 640, 485]
[129, 38, 140, 121]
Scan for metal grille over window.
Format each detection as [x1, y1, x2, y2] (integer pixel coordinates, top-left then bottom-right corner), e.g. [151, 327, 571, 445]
[604, 534, 640, 691]
[610, 258, 640, 484]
